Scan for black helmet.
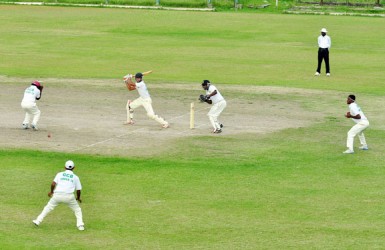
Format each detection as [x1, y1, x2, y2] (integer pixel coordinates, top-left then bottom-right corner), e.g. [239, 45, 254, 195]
[135, 72, 143, 78]
[201, 80, 210, 86]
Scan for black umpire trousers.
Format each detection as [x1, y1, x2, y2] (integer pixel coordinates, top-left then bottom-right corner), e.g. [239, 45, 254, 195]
[316, 48, 330, 74]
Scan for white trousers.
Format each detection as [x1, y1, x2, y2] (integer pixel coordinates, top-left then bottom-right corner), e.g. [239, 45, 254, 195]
[35, 193, 84, 227]
[347, 120, 369, 150]
[208, 100, 227, 130]
[126, 97, 168, 125]
[21, 101, 40, 126]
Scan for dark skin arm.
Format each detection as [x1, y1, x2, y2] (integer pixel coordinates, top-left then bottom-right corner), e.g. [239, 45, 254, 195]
[205, 90, 216, 104]
[76, 190, 82, 203]
[206, 90, 217, 99]
[48, 181, 56, 197]
[345, 112, 361, 119]
[36, 86, 43, 100]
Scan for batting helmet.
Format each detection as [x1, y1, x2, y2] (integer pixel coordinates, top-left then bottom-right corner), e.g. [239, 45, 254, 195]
[31, 80, 41, 88]
[135, 72, 143, 78]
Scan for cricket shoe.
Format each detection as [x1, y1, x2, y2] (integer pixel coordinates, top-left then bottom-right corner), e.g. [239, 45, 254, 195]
[314, 72, 320, 76]
[343, 149, 354, 154]
[22, 123, 29, 129]
[78, 225, 85, 231]
[162, 123, 170, 128]
[359, 145, 369, 150]
[326, 73, 331, 76]
[213, 129, 222, 134]
[124, 120, 135, 125]
[31, 124, 38, 131]
[32, 220, 40, 226]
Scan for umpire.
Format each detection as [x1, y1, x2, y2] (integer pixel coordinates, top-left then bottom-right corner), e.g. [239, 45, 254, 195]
[315, 28, 331, 76]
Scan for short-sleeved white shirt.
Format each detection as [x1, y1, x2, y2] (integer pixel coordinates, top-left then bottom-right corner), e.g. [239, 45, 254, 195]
[206, 85, 224, 104]
[53, 170, 82, 194]
[136, 80, 150, 99]
[349, 102, 368, 124]
[22, 85, 40, 103]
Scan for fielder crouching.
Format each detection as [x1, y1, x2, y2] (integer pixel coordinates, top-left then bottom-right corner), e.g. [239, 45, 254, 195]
[21, 80, 43, 130]
[33, 160, 85, 231]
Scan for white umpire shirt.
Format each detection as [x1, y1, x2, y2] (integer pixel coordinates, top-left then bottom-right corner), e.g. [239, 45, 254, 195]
[318, 35, 331, 49]
[22, 85, 40, 104]
[53, 170, 82, 194]
[136, 81, 151, 99]
[349, 102, 368, 124]
[206, 85, 224, 104]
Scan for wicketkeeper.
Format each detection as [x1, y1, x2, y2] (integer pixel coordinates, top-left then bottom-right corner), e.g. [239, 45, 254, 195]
[200, 80, 226, 133]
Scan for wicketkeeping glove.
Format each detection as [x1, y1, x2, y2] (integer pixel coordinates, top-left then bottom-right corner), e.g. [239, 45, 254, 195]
[199, 94, 207, 102]
[199, 94, 212, 104]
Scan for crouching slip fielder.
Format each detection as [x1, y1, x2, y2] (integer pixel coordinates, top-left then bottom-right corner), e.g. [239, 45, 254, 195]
[124, 72, 169, 128]
[33, 160, 85, 231]
[202, 80, 227, 133]
[343, 94, 369, 154]
[21, 80, 43, 130]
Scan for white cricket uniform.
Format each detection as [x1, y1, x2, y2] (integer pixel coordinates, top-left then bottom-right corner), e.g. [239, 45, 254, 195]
[346, 102, 369, 151]
[126, 80, 168, 126]
[34, 170, 84, 227]
[21, 85, 41, 127]
[206, 85, 227, 130]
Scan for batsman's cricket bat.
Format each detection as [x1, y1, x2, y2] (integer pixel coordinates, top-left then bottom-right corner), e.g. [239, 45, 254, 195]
[123, 70, 153, 81]
[142, 70, 153, 76]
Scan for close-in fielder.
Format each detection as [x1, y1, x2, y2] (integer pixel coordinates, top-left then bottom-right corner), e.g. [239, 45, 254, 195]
[343, 94, 369, 154]
[21, 80, 43, 130]
[123, 72, 169, 128]
[201, 80, 227, 133]
[33, 160, 85, 231]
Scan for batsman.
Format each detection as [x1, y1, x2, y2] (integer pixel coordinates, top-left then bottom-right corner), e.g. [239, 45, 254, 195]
[123, 72, 169, 128]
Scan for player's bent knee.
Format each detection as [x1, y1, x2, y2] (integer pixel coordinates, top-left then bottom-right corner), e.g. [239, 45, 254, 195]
[147, 113, 156, 119]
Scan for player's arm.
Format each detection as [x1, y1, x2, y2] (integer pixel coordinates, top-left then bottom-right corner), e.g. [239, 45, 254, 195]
[206, 90, 217, 99]
[76, 190, 82, 203]
[36, 90, 41, 100]
[345, 112, 361, 119]
[124, 75, 136, 91]
[75, 178, 82, 203]
[48, 181, 56, 197]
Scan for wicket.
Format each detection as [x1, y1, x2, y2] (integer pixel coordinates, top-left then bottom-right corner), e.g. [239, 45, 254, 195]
[190, 102, 195, 129]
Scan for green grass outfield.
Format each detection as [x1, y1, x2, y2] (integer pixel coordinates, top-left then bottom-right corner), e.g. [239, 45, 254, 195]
[1, 5, 385, 93]
[1, 6, 385, 249]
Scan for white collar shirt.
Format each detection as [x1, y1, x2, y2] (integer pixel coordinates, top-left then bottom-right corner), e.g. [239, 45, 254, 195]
[206, 85, 224, 104]
[53, 170, 82, 194]
[349, 102, 368, 123]
[136, 80, 151, 99]
[318, 35, 331, 49]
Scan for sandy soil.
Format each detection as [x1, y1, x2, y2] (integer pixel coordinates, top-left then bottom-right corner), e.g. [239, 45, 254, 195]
[0, 76, 324, 157]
